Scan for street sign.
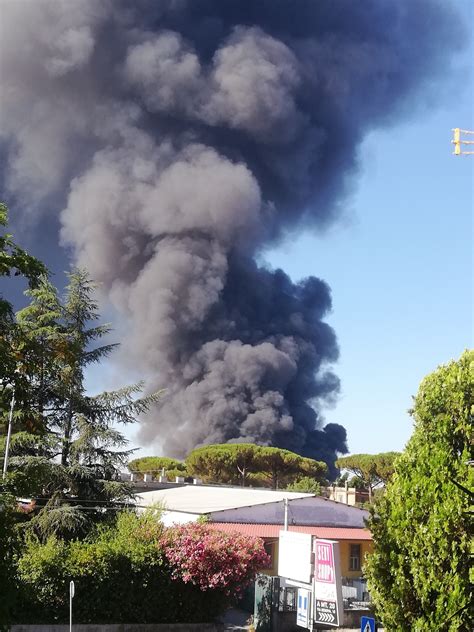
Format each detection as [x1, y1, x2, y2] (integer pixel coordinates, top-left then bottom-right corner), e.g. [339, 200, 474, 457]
[296, 588, 310, 629]
[313, 539, 343, 627]
[315, 598, 337, 625]
[361, 615, 377, 632]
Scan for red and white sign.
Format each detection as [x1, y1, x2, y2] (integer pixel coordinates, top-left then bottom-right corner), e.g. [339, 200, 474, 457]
[313, 539, 343, 627]
[315, 540, 335, 583]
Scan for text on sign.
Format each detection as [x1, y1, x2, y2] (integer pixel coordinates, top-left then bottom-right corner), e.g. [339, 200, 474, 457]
[316, 542, 334, 583]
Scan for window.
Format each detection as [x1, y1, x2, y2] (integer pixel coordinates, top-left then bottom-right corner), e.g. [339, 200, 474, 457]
[263, 542, 274, 569]
[349, 543, 361, 571]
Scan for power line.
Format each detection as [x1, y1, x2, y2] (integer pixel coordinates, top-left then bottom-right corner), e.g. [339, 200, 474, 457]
[30, 496, 138, 506]
[23, 497, 154, 512]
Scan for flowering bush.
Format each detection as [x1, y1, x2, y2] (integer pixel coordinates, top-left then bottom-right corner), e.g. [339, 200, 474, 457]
[161, 523, 270, 596]
[12, 513, 270, 624]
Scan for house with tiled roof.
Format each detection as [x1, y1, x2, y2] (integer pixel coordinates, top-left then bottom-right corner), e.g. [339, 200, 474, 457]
[207, 495, 372, 598]
[136, 484, 373, 604]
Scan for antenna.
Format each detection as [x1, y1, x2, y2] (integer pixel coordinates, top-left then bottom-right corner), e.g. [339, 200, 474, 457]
[452, 128, 474, 155]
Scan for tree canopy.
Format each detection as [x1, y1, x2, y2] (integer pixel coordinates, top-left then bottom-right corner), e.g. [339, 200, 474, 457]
[185, 443, 261, 486]
[128, 456, 186, 480]
[0, 203, 46, 318]
[286, 476, 322, 494]
[1, 267, 162, 540]
[0, 204, 46, 419]
[185, 443, 327, 489]
[364, 351, 473, 631]
[335, 452, 400, 500]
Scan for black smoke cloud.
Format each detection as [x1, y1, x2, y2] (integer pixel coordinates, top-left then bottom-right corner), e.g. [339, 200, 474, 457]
[0, 1, 462, 464]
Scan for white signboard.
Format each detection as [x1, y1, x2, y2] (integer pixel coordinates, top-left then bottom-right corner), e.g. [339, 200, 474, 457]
[296, 588, 311, 629]
[313, 539, 343, 627]
[278, 531, 313, 584]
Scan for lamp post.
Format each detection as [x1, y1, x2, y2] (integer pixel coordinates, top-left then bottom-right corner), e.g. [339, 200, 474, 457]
[2, 383, 15, 480]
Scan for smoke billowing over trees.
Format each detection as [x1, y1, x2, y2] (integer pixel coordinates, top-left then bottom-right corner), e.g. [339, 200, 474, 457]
[0, 1, 464, 463]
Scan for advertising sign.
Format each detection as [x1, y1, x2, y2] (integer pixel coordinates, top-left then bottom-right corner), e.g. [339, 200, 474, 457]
[296, 588, 311, 629]
[315, 599, 338, 625]
[313, 539, 343, 628]
[315, 540, 335, 583]
[278, 531, 313, 584]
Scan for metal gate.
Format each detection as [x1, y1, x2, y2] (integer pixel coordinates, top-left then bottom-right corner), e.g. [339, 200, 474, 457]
[254, 575, 280, 632]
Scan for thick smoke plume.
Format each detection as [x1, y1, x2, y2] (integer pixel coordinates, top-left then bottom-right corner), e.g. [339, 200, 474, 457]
[0, 1, 462, 463]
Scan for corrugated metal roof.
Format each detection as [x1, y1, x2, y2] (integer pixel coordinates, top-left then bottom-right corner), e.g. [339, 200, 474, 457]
[136, 485, 313, 514]
[209, 523, 372, 540]
[209, 495, 369, 528]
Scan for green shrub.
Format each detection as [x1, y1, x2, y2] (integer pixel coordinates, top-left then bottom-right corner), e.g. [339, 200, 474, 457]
[365, 351, 473, 631]
[0, 491, 19, 629]
[13, 510, 265, 624]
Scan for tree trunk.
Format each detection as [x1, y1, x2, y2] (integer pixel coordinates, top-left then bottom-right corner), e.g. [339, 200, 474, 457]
[61, 383, 74, 466]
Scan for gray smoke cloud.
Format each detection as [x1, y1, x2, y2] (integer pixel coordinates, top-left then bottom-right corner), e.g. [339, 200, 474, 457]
[0, 1, 463, 465]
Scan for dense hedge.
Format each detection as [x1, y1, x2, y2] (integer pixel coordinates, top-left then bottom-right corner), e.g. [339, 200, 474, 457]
[0, 492, 19, 629]
[365, 351, 473, 631]
[12, 511, 266, 624]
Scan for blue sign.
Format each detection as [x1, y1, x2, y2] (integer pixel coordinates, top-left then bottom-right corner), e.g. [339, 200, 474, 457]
[296, 588, 310, 628]
[361, 616, 376, 632]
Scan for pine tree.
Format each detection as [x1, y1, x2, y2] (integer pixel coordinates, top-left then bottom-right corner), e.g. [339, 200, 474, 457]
[0, 202, 46, 439]
[7, 269, 163, 539]
[0, 202, 46, 324]
[12, 276, 63, 433]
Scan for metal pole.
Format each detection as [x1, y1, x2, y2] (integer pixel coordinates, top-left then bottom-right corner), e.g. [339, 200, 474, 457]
[2, 386, 15, 480]
[70, 580, 75, 632]
[284, 497, 288, 530]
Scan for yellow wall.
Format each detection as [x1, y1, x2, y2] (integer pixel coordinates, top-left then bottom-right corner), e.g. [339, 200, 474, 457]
[262, 537, 373, 578]
[338, 540, 373, 578]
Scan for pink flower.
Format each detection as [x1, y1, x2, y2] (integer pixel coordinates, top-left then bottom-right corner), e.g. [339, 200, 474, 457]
[161, 523, 270, 594]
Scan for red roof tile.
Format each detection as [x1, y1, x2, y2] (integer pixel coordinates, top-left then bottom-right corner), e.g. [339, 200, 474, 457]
[208, 523, 372, 540]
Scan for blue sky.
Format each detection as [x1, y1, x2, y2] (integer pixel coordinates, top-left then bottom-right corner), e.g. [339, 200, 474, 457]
[85, 0, 473, 459]
[264, 18, 473, 455]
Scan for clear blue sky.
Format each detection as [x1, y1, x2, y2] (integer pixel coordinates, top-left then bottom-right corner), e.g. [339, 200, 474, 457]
[263, 22, 473, 455]
[86, 0, 473, 459]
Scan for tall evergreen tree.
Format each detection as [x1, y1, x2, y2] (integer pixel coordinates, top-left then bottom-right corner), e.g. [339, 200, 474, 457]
[0, 203, 47, 627]
[7, 269, 163, 539]
[364, 351, 473, 631]
[0, 202, 45, 324]
[0, 202, 46, 437]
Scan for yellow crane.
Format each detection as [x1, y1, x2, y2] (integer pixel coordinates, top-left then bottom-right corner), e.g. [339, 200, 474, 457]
[452, 128, 474, 155]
